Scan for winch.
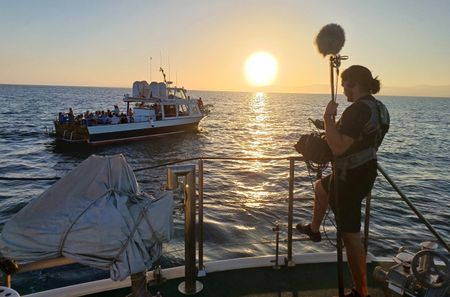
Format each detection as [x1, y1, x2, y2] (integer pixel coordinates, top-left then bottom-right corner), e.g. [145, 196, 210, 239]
[373, 241, 450, 297]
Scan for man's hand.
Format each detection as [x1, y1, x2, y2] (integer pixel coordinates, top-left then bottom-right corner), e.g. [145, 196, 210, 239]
[324, 100, 338, 119]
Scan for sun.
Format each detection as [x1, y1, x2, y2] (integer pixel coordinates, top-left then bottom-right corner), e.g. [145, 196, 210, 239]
[245, 52, 278, 87]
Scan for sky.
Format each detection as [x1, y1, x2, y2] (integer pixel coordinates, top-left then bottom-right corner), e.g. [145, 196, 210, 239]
[1, 0, 450, 97]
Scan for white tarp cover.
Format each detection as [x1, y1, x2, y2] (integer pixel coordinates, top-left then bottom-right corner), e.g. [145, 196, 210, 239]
[0, 154, 174, 281]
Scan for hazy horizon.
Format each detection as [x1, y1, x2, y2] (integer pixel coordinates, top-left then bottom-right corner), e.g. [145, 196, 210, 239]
[2, 82, 450, 99]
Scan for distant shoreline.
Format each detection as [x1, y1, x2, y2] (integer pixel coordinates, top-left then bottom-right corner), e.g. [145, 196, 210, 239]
[1, 83, 449, 99]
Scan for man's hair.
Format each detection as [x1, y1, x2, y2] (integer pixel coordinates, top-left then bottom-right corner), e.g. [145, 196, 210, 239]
[341, 65, 380, 94]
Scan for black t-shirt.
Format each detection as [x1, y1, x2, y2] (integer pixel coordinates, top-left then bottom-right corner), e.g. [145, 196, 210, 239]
[337, 95, 376, 156]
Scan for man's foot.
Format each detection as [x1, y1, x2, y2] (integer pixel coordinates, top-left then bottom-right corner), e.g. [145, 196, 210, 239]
[333, 288, 370, 297]
[295, 223, 321, 242]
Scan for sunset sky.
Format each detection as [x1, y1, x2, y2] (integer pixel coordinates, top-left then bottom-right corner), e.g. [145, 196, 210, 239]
[1, 0, 450, 97]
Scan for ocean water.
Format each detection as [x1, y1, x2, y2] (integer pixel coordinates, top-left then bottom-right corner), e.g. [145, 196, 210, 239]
[0, 84, 449, 293]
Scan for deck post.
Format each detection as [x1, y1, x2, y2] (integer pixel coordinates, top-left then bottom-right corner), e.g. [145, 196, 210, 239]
[3, 273, 11, 288]
[198, 159, 205, 276]
[166, 165, 203, 295]
[286, 157, 295, 266]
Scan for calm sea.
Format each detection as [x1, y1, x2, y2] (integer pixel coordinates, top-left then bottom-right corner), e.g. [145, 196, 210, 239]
[0, 84, 449, 293]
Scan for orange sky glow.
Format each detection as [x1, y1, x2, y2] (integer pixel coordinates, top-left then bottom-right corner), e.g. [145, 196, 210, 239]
[1, 1, 450, 97]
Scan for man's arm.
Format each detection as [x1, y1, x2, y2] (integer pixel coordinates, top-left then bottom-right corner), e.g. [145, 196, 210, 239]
[323, 100, 355, 156]
[324, 115, 354, 156]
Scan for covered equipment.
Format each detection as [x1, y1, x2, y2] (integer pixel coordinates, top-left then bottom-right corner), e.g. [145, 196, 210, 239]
[0, 154, 174, 281]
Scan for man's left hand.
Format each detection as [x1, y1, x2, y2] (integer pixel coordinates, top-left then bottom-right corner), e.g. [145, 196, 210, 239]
[324, 100, 338, 118]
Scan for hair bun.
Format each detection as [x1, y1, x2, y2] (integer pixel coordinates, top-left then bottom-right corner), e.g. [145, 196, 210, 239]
[371, 77, 380, 94]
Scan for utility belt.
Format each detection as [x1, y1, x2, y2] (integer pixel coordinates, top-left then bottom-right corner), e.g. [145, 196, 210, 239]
[334, 147, 377, 181]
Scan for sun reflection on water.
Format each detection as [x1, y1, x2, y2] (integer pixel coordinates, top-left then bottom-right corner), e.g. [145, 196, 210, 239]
[246, 92, 270, 159]
[236, 92, 276, 208]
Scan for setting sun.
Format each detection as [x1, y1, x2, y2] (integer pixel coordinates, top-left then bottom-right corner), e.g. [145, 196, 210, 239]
[244, 52, 278, 87]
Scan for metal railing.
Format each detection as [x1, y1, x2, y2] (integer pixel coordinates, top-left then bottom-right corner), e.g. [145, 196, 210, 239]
[1, 156, 449, 294]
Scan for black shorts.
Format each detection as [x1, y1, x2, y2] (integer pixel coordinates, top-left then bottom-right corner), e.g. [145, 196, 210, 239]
[321, 159, 377, 233]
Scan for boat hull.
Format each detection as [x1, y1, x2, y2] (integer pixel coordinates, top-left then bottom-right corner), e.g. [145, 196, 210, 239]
[54, 117, 203, 146]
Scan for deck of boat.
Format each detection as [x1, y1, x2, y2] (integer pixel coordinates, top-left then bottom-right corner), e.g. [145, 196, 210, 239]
[87, 262, 387, 297]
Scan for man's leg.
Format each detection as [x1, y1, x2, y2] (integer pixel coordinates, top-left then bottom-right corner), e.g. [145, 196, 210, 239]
[342, 232, 368, 297]
[310, 179, 329, 233]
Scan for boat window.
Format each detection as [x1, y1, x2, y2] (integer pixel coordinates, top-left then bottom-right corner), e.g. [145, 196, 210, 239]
[179, 104, 189, 116]
[176, 89, 186, 99]
[168, 89, 175, 99]
[191, 105, 199, 115]
[164, 105, 176, 117]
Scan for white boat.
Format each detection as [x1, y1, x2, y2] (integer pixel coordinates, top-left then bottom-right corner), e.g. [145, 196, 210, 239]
[54, 68, 209, 146]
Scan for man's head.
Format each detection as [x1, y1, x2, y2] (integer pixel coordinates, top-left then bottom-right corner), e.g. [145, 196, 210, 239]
[341, 65, 380, 101]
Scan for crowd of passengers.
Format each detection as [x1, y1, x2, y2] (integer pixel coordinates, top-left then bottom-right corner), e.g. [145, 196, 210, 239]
[58, 105, 135, 126]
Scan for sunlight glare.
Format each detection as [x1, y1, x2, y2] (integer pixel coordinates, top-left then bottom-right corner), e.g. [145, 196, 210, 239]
[245, 52, 278, 87]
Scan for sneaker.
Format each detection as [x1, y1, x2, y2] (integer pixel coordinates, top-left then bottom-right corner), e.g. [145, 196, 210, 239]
[295, 223, 321, 242]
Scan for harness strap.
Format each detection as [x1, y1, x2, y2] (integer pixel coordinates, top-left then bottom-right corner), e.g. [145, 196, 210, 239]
[335, 147, 377, 180]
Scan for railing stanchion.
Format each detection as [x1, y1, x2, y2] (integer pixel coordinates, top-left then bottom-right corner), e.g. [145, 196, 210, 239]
[167, 165, 203, 294]
[4, 273, 11, 288]
[363, 192, 372, 255]
[286, 157, 295, 266]
[198, 159, 205, 276]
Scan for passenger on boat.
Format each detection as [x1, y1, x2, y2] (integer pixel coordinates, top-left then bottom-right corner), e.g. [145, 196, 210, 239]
[111, 115, 120, 125]
[197, 97, 204, 109]
[113, 105, 120, 115]
[98, 111, 107, 124]
[68, 107, 75, 123]
[58, 112, 66, 124]
[296, 65, 389, 297]
[119, 113, 128, 124]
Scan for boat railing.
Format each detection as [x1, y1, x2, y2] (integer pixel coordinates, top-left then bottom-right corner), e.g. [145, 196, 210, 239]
[1, 156, 449, 293]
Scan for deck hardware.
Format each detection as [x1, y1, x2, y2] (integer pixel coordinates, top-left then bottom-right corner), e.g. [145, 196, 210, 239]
[0, 258, 19, 288]
[197, 159, 206, 277]
[272, 223, 281, 270]
[130, 271, 151, 297]
[374, 242, 450, 296]
[166, 165, 203, 294]
[148, 265, 166, 286]
[286, 157, 295, 267]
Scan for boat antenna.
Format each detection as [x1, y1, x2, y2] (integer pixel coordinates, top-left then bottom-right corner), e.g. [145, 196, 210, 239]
[149, 56, 152, 82]
[168, 56, 171, 83]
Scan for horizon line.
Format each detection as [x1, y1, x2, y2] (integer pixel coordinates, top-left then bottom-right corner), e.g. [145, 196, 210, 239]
[1, 82, 449, 99]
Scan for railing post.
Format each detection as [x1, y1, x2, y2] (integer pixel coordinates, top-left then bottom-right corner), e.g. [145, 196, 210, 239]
[197, 159, 205, 276]
[363, 192, 372, 255]
[4, 273, 11, 288]
[286, 157, 295, 266]
[166, 165, 203, 295]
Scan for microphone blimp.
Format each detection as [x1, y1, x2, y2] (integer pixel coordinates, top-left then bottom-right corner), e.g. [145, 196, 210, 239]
[315, 23, 345, 57]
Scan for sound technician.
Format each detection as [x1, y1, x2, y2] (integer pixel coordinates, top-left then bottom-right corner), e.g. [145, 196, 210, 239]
[297, 65, 390, 297]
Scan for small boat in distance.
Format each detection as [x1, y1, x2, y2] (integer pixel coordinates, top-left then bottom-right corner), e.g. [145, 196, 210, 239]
[54, 68, 209, 146]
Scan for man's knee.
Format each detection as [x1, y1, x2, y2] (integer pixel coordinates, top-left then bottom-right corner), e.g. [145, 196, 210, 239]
[342, 232, 362, 246]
